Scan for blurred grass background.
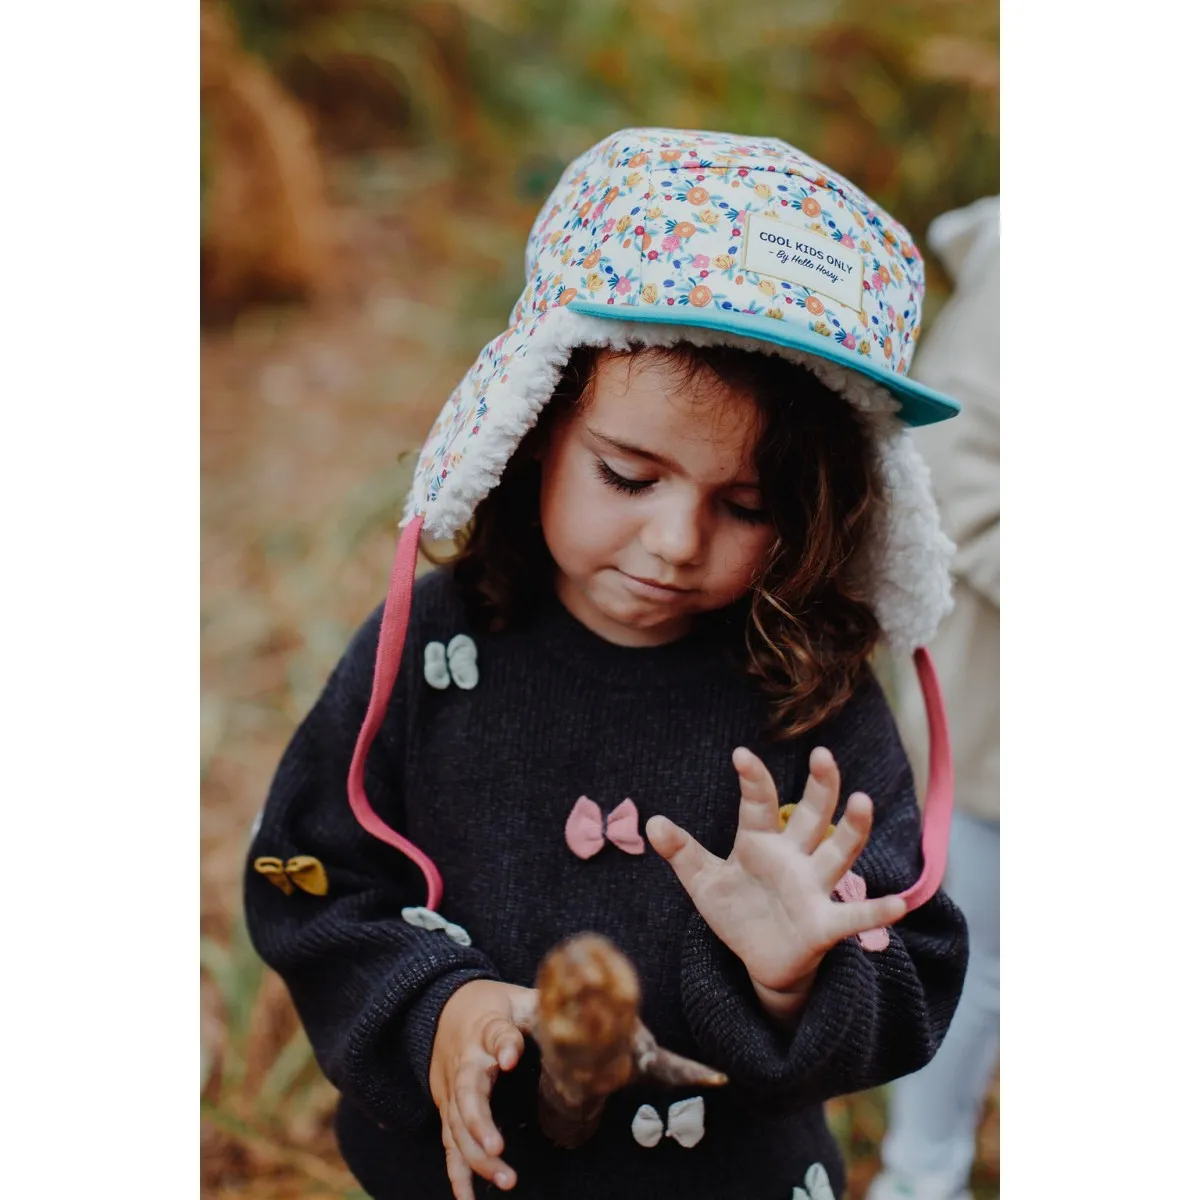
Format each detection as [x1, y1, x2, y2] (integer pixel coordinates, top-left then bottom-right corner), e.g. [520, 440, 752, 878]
[200, 1, 999, 1194]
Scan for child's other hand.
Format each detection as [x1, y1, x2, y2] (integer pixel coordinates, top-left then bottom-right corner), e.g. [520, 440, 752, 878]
[646, 747, 907, 1024]
[430, 979, 537, 1199]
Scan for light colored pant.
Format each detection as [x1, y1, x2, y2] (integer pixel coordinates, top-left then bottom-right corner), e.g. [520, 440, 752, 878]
[879, 813, 999, 1191]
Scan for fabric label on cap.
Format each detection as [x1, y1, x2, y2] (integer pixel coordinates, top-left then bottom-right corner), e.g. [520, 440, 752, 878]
[742, 213, 865, 310]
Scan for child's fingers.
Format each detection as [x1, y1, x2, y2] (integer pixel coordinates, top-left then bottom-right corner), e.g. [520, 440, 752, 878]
[731, 746, 781, 833]
[450, 1074, 516, 1190]
[442, 1130, 477, 1200]
[646, 815, 719, 897]
[784, 747, 841, 851]
[812, 791, 873, 889]
[456, 1054, 505, 1159]
[825, 893, 907, 946]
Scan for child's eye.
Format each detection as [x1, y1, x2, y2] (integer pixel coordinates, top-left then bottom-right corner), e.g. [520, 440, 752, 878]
[725, 500, 770, 525]
[595, 460, 654, 494]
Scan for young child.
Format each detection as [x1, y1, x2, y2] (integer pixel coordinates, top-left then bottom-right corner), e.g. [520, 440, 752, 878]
[245, 128, 969, 1200]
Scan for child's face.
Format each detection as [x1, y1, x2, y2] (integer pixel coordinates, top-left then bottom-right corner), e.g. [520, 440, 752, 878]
[539, 350, 775, 647]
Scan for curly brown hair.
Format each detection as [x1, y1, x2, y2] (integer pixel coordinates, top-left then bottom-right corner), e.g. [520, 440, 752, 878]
[427, 342, 886, 739]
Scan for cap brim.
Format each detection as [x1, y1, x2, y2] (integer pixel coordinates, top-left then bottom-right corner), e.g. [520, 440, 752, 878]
[567, 298, 960, 427]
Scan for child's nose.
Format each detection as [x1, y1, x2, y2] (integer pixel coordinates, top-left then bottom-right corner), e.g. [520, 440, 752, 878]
[642, 500, 706, 567]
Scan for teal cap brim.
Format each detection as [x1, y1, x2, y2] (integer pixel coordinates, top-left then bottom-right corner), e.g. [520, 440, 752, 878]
[567, 298, 960, 427]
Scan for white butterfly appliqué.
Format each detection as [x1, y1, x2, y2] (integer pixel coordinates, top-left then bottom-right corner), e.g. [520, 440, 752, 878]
[401, 905, 472, 947]
[630, 1096, 706, 1149]
[793, 1162, 835, 1200]
[423, 635, 479, 690]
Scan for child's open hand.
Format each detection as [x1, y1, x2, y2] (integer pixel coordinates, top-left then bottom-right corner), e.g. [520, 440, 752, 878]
[430, 979, 537, 1199]
[646, 747, 907, 1023]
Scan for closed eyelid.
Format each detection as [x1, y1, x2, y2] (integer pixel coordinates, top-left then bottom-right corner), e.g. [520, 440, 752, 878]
[586, 430, 759, 492]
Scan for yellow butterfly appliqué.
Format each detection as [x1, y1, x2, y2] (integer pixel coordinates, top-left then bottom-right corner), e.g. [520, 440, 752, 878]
[253, 855, 329, 897]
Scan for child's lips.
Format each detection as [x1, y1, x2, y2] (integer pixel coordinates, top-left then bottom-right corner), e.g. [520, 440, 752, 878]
[619, 571, 695, 599]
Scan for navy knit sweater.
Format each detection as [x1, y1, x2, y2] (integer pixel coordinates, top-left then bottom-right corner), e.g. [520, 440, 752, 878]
[244, 568, 967, 1199]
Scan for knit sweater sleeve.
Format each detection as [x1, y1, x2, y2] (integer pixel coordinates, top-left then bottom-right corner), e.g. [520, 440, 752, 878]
[678, 672, 968, 1110]
[243, 604, 501, 1132]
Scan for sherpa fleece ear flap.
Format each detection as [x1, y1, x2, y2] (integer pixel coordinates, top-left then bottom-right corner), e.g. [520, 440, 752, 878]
[345, 518, 954, 916]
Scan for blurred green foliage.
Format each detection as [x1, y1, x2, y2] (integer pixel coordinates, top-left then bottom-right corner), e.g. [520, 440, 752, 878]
[223, 0, 998, 259]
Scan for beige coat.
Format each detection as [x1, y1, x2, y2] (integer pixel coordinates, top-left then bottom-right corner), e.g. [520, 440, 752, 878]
[894, 197, 1000, 823]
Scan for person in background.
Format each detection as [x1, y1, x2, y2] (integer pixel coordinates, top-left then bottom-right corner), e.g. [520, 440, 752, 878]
[867, 195, 1000, 1200]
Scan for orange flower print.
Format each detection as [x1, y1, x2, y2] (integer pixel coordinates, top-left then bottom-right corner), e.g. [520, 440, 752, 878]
[713, 253, 737, 270]
[580, 201, 593, 221]
[689, 285, 713, 307]
[811, 321, 831, 336]
[583, 249, 602, 268]
[616, 215, 632, 233]
[687, 186, 710, 205]
[642, 234, 653, 252]
[660, 148, 682, 161]
[675, 221, 697, 238]
[852, 209, 866, 227]
[884, 229, 898, 245]
[805, 295, 825, 316]
[878, 265, 891, 284]
[628, 152, 648, 167]
[801, 196, 821, 217]
[604, 187, 619, 204]
[557, 288, 577, 306]
[641, 283, 658, 304]
[883, 336, 894, 358]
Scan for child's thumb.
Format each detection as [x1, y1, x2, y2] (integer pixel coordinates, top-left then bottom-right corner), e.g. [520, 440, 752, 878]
[485, 1018, 525, 1071]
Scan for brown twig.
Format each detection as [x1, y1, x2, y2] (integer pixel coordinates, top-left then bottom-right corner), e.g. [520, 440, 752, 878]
[530, 934, 727, 1148]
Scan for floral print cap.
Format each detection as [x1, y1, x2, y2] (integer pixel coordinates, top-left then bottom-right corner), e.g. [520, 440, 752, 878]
[522, 128, 950, 407]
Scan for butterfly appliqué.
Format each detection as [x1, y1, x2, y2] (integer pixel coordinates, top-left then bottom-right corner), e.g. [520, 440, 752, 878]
[630, 1096, 705, 1149]
[423, 635, 479, 690]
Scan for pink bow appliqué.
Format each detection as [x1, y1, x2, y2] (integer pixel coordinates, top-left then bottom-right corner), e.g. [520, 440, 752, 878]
[833, 870, 890, 952]
[565, 797, 646, 859]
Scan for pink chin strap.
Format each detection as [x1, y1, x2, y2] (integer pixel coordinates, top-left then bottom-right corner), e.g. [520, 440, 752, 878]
[900, 646, 954, 911]
[347, 517, 954, 915]
[347, 514, 445, 911]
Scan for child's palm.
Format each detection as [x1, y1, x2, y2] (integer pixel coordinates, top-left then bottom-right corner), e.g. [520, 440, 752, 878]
[646, 747, 906, 995]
